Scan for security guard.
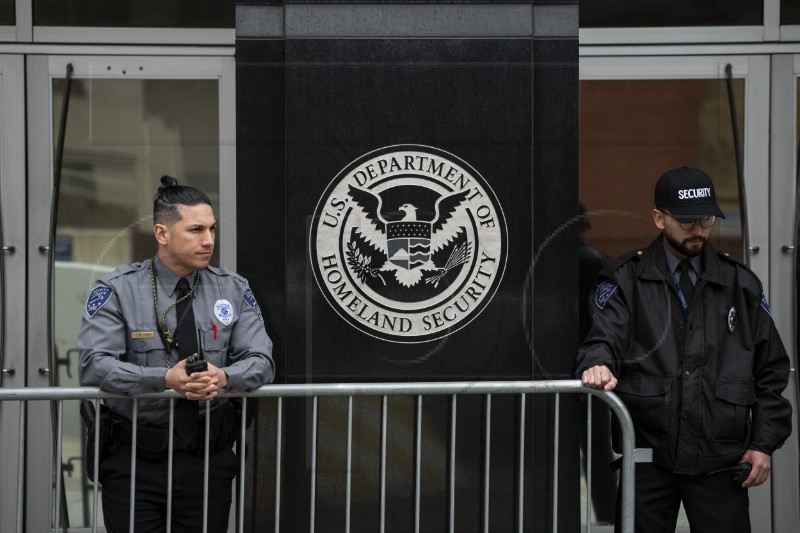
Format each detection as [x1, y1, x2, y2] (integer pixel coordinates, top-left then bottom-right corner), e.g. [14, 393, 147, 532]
[576, 167, 792, 533]
[78, 176, 275, 533]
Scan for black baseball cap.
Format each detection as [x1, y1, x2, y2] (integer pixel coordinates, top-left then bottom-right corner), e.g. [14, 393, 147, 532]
[654, 167, 725, 221]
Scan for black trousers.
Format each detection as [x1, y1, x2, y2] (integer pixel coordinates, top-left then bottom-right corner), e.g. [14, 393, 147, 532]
[616, 461, 750, 533]
[99, 442, 238, 533]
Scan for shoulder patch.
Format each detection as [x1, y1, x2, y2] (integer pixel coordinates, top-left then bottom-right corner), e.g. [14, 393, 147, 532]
[85, 285, 113, 318]
[595, 281, 618, 310]
[243, 288, 263, 321]
[761, 293, 772, 317]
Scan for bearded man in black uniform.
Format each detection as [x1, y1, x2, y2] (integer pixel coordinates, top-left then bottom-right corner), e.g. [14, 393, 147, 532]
[576, 167, 792, 533]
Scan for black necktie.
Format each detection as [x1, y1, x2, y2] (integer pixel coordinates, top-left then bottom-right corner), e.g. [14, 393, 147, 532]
[174, 278, 198, 445]
[174, 278, 198, 359]
[678, 260, 695, 306]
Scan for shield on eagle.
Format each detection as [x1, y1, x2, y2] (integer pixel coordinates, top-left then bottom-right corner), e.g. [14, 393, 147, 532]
[386, 221, 432, 269]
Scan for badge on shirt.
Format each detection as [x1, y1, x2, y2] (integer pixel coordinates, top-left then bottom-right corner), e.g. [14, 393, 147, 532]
[243, 288, 263, 321]
[595, 281, 618, 310]
[214, 299, 234, 326]
[131, 331, 155, 339]
[85, 285, 112, 318]
[727, 307, 737, 333]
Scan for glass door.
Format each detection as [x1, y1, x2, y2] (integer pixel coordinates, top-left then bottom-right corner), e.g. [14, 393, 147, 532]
[579, 54, 772, 530]
[23, 53, 235, 531]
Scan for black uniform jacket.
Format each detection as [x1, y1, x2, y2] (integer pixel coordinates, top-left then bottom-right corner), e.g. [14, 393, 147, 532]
[576, 235, 792, 475]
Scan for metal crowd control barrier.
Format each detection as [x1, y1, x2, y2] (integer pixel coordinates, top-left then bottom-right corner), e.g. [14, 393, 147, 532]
[0, 380, 636, 533]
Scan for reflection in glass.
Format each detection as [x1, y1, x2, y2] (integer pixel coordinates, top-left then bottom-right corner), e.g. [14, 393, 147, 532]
[0, 0, 14, 26]
[52, 77, 220, 527]
[580, 78, 745, 261]
[34, 0, 233, 28]
[580, 0, 761, 28]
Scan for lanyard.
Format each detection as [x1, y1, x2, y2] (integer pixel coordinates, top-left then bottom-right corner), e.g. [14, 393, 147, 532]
[670, 269, 690, 317]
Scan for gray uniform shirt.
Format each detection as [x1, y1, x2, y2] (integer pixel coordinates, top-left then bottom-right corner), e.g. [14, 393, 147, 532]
[77, 254, 275, 426]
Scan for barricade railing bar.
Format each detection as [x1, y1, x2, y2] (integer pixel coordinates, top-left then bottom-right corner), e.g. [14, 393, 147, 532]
[0, 380, 635, 533]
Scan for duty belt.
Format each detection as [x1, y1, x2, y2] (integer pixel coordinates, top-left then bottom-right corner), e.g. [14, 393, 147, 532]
[112, 401, 237, 459]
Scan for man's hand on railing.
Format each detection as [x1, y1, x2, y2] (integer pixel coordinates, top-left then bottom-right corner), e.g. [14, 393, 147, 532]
[581, 364, 618, 391]
[165, 360, 229, 401]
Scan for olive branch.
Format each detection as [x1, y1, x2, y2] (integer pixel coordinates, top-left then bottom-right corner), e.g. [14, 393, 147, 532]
[346, 241, 387, 285]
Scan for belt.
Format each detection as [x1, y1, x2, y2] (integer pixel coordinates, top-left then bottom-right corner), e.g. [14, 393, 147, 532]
[112, 402, 237, 458]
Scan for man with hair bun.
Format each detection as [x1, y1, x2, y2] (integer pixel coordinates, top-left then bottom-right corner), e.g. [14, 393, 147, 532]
[78, 175, 275, 532]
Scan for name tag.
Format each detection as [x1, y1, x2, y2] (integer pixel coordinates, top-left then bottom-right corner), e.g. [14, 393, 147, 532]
[131, 331, 155, 339]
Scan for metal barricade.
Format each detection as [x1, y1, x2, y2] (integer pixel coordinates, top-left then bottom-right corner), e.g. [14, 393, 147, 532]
[0, 380, 636, 533]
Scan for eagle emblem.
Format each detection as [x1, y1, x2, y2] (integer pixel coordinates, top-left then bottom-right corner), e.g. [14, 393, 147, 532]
[311, 145, 507, 343]
[346, 185, 472, 287]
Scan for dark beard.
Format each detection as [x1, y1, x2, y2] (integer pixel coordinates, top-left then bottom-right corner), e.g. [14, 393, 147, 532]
[665, 231, 706, 258]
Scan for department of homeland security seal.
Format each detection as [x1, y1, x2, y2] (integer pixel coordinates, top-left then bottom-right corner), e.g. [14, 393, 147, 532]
[310, 145, 508, 343]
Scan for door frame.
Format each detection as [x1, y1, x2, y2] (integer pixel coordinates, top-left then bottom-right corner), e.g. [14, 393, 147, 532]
[0, 52, 27, 533]
[18, 52, 236, 531]
[768, 53, 800, 533]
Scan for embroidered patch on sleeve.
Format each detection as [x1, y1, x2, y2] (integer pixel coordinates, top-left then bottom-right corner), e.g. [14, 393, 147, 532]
[243, 288, 263, 321]
[595, 281, 618, 310]
[86, 285, 112, 318]
[761, 293, 772, 317]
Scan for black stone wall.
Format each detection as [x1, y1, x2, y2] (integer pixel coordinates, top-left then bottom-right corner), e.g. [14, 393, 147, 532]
[236, 2, 579, 530]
